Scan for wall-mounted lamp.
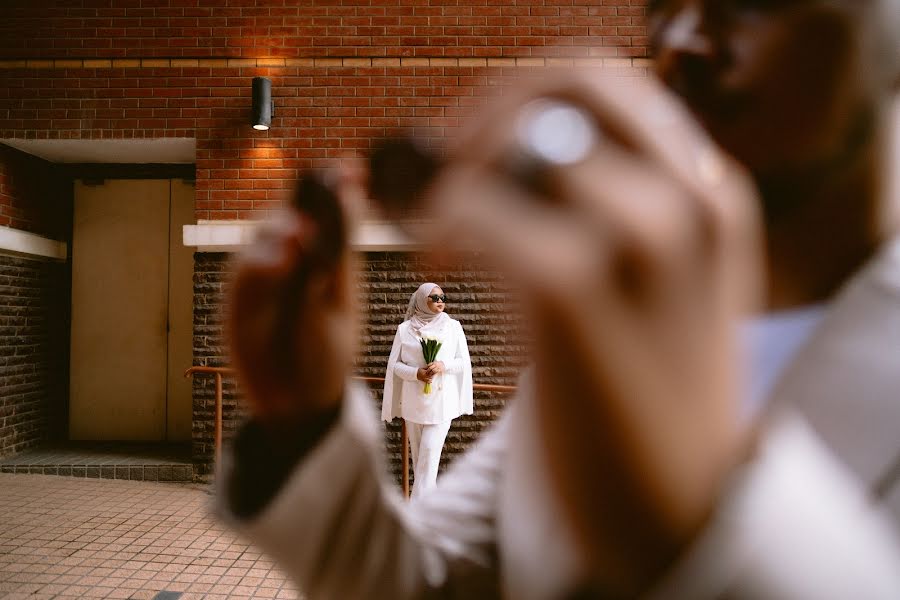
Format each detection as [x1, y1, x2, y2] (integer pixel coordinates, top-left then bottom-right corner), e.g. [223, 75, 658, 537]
[251, 76, 273, 131]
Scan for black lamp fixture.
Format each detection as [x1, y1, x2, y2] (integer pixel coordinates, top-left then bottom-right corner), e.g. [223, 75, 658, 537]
[251, 76, 274, 130]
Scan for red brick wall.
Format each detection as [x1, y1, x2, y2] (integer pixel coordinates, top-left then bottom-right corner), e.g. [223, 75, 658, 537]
[0, 145, 72, 238]
[0, 1, 648, 223]
[0, 1, 647, 60]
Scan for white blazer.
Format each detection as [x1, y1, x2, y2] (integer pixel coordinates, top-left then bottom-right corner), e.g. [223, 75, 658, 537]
[382, 318, 474, 424]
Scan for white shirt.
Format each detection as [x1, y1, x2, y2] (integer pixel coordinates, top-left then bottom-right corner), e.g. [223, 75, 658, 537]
[743, 305, 826, 419]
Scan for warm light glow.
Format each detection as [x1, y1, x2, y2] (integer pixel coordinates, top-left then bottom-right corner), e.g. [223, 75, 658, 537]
[253, 124, 269, 131]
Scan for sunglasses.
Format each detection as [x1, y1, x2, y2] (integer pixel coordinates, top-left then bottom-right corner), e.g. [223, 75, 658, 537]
[427, 294, 447, 303]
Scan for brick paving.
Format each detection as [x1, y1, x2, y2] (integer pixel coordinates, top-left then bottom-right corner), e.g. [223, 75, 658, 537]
[0, 473, 302, 599]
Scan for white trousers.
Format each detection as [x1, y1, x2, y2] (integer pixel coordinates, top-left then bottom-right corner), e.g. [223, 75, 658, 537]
[406, 418, 453, 499]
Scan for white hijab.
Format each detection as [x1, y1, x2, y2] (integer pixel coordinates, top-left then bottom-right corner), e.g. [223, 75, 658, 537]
[406, 282, 450, 335]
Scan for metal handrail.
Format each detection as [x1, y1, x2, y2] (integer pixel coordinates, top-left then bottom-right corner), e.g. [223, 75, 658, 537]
[184, 366, 516, 497]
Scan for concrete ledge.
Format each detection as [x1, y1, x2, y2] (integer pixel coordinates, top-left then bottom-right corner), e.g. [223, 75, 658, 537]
[0, 226, 68, 260]
[353, 220, 419, 251]
[184, 219, 422, 252]
[183, 221, 259, 252]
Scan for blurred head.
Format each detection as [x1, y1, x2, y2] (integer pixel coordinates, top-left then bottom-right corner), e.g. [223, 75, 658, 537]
[425, 286, 446, 314]
[649, 0, 900, 185]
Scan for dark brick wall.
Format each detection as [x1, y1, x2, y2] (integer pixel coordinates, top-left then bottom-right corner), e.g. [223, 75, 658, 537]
[191, 250, 527, 482]
[0, 130, 72, 461]
[357, 251, 527, 482]
[0, 254, 70, 458]
[191, 252, 235, 479]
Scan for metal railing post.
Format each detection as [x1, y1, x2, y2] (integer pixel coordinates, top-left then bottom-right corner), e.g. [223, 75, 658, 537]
[214, 372, 223, 465]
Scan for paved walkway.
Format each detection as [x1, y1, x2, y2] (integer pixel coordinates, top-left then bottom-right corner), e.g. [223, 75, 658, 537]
[0, 474, 302, 599]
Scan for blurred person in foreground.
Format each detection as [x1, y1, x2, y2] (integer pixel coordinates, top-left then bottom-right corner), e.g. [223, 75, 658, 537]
[219, 1, 900, 598]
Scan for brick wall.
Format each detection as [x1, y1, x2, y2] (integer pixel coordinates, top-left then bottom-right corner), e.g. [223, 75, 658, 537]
[0, 1, 649, 223]
[0, 145, 72, 460]
[191, 252, 235, 478]
[191, 251, 527, 482]
[0, 0, 645, 476]
[0, 59, 647, 223]
[0, 145, 72, 238]
[0, 254, 70, 458]
[358, 251, 527, 483]
[0, 1, 648, 60]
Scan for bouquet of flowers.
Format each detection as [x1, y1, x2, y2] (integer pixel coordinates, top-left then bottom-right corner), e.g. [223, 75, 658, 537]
[419, 336, 443, 394]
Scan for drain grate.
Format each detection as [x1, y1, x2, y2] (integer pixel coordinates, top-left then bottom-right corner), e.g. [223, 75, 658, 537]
[152, 592, 183, 600]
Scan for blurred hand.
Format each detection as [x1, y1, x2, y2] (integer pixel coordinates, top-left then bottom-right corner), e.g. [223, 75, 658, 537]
[427, 70, 765, 591]
[228, 167, 362, 429]
[426, 361, 445, 376]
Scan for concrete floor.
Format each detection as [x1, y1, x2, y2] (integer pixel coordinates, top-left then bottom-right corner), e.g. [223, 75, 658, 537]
[0, 473, 302, 599]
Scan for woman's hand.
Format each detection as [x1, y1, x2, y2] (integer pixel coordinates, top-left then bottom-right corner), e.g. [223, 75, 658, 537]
[228, 167, 363, 429]
[426, 361, 445, 376]
[416, 368, 433, 383]
[426, 70, 765, 592]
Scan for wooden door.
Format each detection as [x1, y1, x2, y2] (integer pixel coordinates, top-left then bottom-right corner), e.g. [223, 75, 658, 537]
[70, 179, 193, 440]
